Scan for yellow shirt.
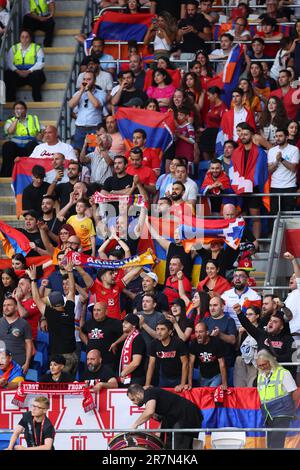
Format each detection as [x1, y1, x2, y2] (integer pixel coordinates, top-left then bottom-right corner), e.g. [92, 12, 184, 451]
[67, 215, 96, 251]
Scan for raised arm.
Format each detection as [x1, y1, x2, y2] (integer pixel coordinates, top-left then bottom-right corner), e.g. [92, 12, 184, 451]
[26, 266, 46, 315]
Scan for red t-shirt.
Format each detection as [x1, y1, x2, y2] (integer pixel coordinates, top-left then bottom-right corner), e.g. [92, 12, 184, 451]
[270, 87, 299, 120]
[20, 298, 41, 340]
[205, 102, 228, 128]
[255, 32, 281, 58]
[125, 148, 161, 171]
[126, 164, 157, 186]
[163, 275, 192, 305]
[89, 278, 125, 320]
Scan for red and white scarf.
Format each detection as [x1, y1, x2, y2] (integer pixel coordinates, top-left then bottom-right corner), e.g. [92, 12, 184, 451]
[12, 382, 96, 413]
[119, 329, 140, 385]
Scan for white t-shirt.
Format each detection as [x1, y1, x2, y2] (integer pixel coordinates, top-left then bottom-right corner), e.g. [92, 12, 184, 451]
[30, 141, 78, 160]
[285, 277, 300, 335]
[222, 286, 261, 328]
[165, 177, 198, 202]
[76, 71, 113, 92]
[233, 108, 248, 141]
[267, 144, 300, 188]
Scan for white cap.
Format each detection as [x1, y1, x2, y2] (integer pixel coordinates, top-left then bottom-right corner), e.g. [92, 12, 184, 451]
[141, 271, 158, 283]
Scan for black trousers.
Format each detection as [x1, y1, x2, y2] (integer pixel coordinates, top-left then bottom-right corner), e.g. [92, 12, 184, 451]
[266, 416, 292, 449]
[5, 69, 46, 102]
[23, 15, 55, 47]
[270, 187, 297, 214]
[1, 141, 38, 176]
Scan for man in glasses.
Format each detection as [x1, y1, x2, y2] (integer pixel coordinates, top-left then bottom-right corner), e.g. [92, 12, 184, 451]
[222, 268, 261, 328]
[6, 396, 55, 450]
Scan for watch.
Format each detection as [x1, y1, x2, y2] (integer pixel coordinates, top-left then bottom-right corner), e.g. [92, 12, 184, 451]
[280, 157, 284, 162]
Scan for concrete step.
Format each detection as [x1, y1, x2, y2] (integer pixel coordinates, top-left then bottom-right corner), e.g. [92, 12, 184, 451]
[0, 215, 23, 228]
[44, 65, 70, 83]
[55, 11, 85, 29]
[0, 197, 16, 215]
[15, 83, 66, 102]
[0, 179, 14, 196]
[36, 29, 80, 47]
[44, 47, 76, 66]
[56, 0, 87, 10]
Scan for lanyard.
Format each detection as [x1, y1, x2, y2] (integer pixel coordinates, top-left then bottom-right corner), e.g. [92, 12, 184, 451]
[33, 417, 45, 447]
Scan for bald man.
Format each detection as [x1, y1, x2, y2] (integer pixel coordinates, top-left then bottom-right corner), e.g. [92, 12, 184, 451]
[81, 349, 118, 392]
[30, 126, 77, 160]
[80, 302, 123, 370]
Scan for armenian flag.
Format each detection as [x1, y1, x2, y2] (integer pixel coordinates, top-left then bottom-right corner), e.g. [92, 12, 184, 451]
[91, 11, 155, 42]
[0, 220, 31, 257]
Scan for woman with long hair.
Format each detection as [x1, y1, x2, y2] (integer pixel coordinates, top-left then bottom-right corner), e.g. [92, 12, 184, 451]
[181, 71, 204, 113]
[197, 260, 231, 296]
[195, 49, 215, 80]
[248, 62, 270, 104]
[124, 0, 141, 13]
[238, 78, 262, 114]
[0, 268, 19, 314]
[144, 11, 177, 58]
[259, 96, 289, 144]
[146, 68, 175, 112]
[287, 119, 300, 149]
[144, 98, 160, 112]
[39, 223, 77, 261]
[165, 298, 193, 342]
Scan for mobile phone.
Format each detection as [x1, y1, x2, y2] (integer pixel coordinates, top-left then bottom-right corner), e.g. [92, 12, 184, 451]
[152, 18, 157, 24]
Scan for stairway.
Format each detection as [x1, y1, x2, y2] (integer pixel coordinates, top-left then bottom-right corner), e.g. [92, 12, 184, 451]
[0, 0, 87, 251]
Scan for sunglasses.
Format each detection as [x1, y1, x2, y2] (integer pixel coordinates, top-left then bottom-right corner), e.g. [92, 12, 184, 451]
[84, 99, 89, 108]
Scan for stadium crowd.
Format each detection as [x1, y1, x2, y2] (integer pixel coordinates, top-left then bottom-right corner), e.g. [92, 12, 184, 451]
[1, 0, 300, 448]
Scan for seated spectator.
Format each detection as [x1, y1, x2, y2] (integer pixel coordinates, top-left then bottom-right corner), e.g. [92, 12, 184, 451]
[259, 0, 291, 24]
[195, 49, 215, 80]
[164, 161, 198, 206]
[69, 71, 107, 151]
[46, 160, 81, 211]
[5, 29, 46, 102]
[200, 86, 227, 160]
[271, 69, 300, 120]
[287, 120, 300, 150]
[218, 139, 238, 175]
[163, 257, 192, 305]
[197, 260, 231, 296]
[193, 239, 227, 280]
[247, 38, 272, 62]
[1, 101, 43, 177]
[22, 165, 50, 216]
[199, 0, 219, 24]
[128, 54, 146, 90]
[80, 37, 116, 76]
[227, 17, 251, 41]
[165, 298, 193, 342]
[111, 70, 148, 108]
[155, 157, 180, 198]
[188, 322, 228, 388]
[22, 0, 55, 47]
[145, 319, 188, 390]
[237, 78, 262, 116]
[209, 33, 234, 75]
[44, 152, 69, 185]
[233, 306, 260, 387]
[76, 57, 113, 95]
[0, 268, 18, 314]
[254, 16, 283, 58]
[127, 128, 161, 175]
[200, 159, 233, 214]
[40, 355, 74, 383]
[146, 68, 175, 112]
[259, 96, 289, 146]
[248, 62, 271, 104]
[81, 349, 118, 392]
[220, 88, 256, 143]
[126, 147, 157, 196]
[0, 1, 9, 40]
[144, 11, 177, 58]
[181, 71, 204, 114]
[30, 125, 77, 160]
[0, 350, 24, 390]
[150, 0, 184, 19]
[270, 37, 293, 81]
[174, 106, 196, 163]
[80, 133, 114, 185]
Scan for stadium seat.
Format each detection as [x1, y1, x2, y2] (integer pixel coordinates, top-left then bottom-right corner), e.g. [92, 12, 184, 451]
[32, 351, 44, 371]
[0, 431, 15, 450]
[211, 430, 246, 449]
[25, 368, 39, 382]
[37, 330, 49, 344]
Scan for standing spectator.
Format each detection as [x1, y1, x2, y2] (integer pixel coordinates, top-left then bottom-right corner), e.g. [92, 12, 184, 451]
[188, 321, 228, 388]
[259, 294, 292, 331]
[47, 160, 81, 210]
[144, 12, 177, 58]
[165, 298, 193, 342]
[227, 16, 251, 41]
[12, 275, 41, 342]
[129, 54, 146, 90]
[145, 319, 188, 390]
[22, 0, 55, 47]
[164, 161, 198, 205]
[174, 106, 195, 164]
[17, 210, 48, 257]
[126, 147, 157, 196]
[0, 298, 32, 373]
[197, 260, 231, 296]
[81, 349, 118, 392]
[204, 295, 237, 386]
[28, 264, 78, 377]
[259, 96, 289, 146]
[163, 258, 192, 306]
[247, 38, 271, 62]
[200, 86, 227, 160]
[270, 69, 300, 120]
[268, 128, 300, 214]
[136, 293, 165, 354]
[199, 0, 219, 24]
[0, 269, 18, 315]
[200, 159, 232, 214]
[80, 133, 114, 184]
[130, 128, 161, 175]
[218, 140, 238, 175]
[5, 29, 46, 102]
[40, 195, 62, 238]
[220, 88, 256, 143]
[209, 33, 234, 74]
[22, 165, 50, 216]
[150, 0, 185, 19]
[30, 126, 77, 160]
[155, 157, 180, 198]
[76, 57, 113, 94]
[111, 70, 148, 107]
[176, 1, 211, 56]
[119, 314, 146, 386]
[133, 272, 169, 314]
[104, 115, 126, 155]
[80, 302, 123, 370]
[80, 37, 116, 76]
[66, 200, 96, 256]
[0, 350, 24, 390]
[68, 71, 107, 151]
[1, 101, 42, 177]
[222, 269, 261, 328]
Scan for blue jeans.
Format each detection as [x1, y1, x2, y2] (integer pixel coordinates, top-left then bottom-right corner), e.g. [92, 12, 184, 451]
[159, 372, 180, 388]
[199, 374, 222, 387]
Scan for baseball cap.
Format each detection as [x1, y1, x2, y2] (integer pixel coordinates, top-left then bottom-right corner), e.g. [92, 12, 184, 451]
[141, 271, 158, 283]
[271, 311, 285, 324]
[23, 209, 39, 220]
[124, 97, 144, 107]
[48, 291, 65, 307]
[123, 313, 140, 327]
[50, 354, 66, 366]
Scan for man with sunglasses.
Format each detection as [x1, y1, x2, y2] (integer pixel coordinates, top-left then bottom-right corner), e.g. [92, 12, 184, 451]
[6, 396, 55, 450]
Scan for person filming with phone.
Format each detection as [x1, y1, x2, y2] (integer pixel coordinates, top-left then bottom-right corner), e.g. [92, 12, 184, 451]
[68, 71, 107, 151]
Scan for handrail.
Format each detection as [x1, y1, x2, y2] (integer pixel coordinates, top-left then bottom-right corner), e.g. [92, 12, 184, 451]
[265, 211, 282, 288]
[56, 0, 98, 142]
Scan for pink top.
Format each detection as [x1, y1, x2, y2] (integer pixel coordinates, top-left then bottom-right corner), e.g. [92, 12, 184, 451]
[146, 84, 176, 112]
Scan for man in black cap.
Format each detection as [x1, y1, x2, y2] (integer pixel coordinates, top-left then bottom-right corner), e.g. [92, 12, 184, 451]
[40, 355, 74, 383]
[22, 164, 50, 216]
[17, 210, 48, 257]
[118, 314, 146, 387]
[27, 264, 78, 378]
[81, 349, 118, 392]
[127, 384, 203, 450]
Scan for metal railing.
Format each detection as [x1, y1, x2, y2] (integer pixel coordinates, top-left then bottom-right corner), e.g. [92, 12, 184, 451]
[56, 0, 98, 142]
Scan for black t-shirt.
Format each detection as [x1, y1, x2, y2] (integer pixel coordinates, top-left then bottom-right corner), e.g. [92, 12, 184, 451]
[153, 0, 184, 19]
[54, 181, 76, 209]
[150, 336, 188, 379]
[22, 182, 50, 215]
[122, 334, 146, 382]
[103, 174, 134, 192]
[81, 317, 123, 365]
[133, 290, 169, 313]
[178, 13, 211, 53]
[189, 336, 226, 378]
[166, 242, 193, 280]
[119, 89, 148, 107]
[43, 214, 62, 236]
[45, 300, 76, 355]
[173, 317, 194, 340]
[19, 412, 55, 448]
[39, 371, 74, 383]
[134, 70, 146, 91]
[142, 387, 202, 430]
[81, 364, 116, 383]
[17, 229, 46, 257]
